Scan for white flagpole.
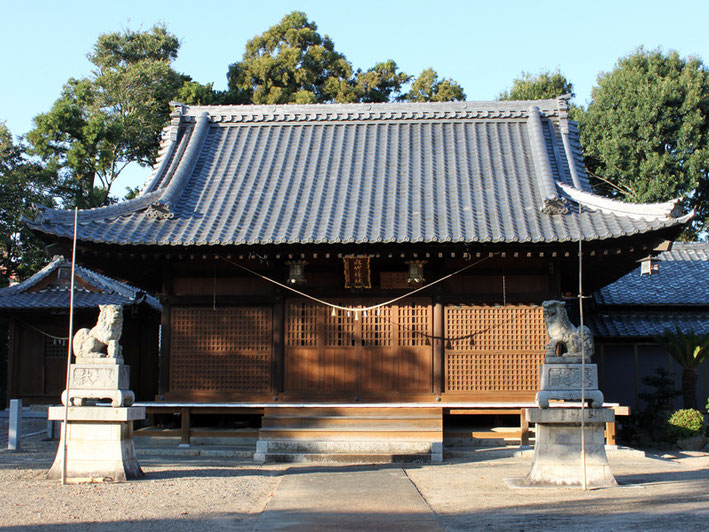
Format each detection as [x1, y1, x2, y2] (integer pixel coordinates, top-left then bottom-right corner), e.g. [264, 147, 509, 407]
[61, 207, 78, 485]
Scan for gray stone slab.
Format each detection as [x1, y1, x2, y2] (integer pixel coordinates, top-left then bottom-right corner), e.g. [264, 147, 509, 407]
[255, 466, 444, 531]
[526, 407, 614, 423]
[48, 405, 146, 422]
[8, 399, 21, 451]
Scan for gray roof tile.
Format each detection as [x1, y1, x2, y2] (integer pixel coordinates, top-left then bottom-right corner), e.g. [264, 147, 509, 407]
[591, 242, 709, 338]
[26, 99, 690, 247]
[595, 242, 709, 306]
[588, 311, 709, 337]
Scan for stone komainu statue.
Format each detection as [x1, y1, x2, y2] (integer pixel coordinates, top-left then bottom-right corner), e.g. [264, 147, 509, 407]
[542, 300, 593, 359]
[73, 304, 123, 361]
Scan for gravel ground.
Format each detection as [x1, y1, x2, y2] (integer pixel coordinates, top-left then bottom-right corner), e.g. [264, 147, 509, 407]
[0, 435, 285, 531]
[407, 452, 709, 531]
[1, 435, 708, 531]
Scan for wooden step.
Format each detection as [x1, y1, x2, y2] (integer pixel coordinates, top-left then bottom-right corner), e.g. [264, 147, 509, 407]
[261, 416, 441, 429]
[258, 429, 443, 441]
[256, 406, 443, 463]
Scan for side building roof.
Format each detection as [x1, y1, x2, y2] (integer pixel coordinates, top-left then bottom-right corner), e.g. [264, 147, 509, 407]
[589, 242, 709, 337]
[25, 98, 690, 248]
[0, 256, 161, 311]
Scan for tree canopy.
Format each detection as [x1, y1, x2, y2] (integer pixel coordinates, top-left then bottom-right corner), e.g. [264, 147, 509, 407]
[576, 48, 709, 236]
[226, 12, 463, 105]
[227, 11, 355, 105]
[27, 25, 184, 208]
[0, 123, 53, 284]
[404, 68, 466, 102]
[498, 70, 573, 100]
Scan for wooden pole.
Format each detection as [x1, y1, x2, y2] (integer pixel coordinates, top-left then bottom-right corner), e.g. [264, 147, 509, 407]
[61, 207, 78, 485]
[578, 204, 587, 491]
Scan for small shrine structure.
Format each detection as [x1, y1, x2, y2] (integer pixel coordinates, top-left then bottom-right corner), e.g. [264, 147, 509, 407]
[0, 256, 160, 406]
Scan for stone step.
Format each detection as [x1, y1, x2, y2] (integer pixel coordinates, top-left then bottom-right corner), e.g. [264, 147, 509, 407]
[260, 452, 432, 464]
[254, 439, 442, 463]
[258, 439, 436, 454]
[136, 447, 255, 459]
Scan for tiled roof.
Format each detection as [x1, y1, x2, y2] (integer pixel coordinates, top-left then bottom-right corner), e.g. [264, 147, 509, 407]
[587, 311, 709, 337]
[591, 242, 709, 338]
[595, 242, 709, 306]
[26, 98, 690, 248]
[0, 256, 161, 311]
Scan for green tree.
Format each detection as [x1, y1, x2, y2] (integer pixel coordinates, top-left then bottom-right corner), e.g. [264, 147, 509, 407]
[227, 11, 355, 104]
[403, 68, 466, 102]
[226, 12, 460, 105]
[498, 70, 573, 100]
[576, 48, 709, 235]
[176, 80, 233, 106]
[656, 329, 709, 409]
[352, 60, 411, 103]
[0, 123, 52, 285]
[28, 25, 184, 208]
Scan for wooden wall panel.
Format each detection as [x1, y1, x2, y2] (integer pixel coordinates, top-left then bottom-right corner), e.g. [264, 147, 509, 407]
[445, 305, 546, 393]
[170, 307, 272, 392]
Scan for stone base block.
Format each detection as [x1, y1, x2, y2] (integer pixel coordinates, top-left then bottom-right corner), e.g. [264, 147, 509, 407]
[526, 407, 615, 424]
[62, 388, 134, 408]
[63, 364, 133, 407]
[535, 364, 604, 408]
[47, 406, 145, 481]
[525, 407, 617, 488]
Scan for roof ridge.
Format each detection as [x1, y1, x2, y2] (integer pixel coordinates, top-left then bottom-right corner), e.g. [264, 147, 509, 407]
[527, 105, 568, 215]
[2, 256, 64, 295]
[171, 98, 565, 123]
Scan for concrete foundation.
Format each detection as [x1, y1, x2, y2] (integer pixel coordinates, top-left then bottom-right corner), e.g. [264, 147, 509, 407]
[525, 407, 617, 488]
[47, 406, 145, 481]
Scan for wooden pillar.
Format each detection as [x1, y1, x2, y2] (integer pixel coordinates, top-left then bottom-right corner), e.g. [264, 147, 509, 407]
[433, 300, 443, 395]
[520, 409, 530, 446]
[605, 421, 616, 446]
[6, 318, 16, 407]
[158, 269, 172, 400]
[273, 294, 285, 394]
[180, 407, 191, 445]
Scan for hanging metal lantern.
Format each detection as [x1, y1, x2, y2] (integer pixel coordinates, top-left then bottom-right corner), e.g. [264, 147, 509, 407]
[286, 260, 307, 285]
[406, 260, 426, 284]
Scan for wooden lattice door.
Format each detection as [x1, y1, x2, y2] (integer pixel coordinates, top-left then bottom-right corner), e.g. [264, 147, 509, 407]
[170, 307, 272, 393]
[444, 305, 547, 399]
[285, 298, 433, 397]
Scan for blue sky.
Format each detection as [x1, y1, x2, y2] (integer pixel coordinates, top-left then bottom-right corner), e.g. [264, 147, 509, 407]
[2, 0, 709, 194]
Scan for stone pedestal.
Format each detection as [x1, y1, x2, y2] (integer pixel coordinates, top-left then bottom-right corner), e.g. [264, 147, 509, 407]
[47, 406, 145, 481]
[62, 363, 134, 407]
[535, 361, 604, 408]
[525, 407, 617, 487]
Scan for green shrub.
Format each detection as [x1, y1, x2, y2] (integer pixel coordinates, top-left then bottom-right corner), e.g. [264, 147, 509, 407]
[666, 409, 705, 442]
